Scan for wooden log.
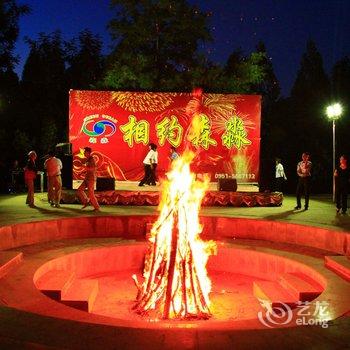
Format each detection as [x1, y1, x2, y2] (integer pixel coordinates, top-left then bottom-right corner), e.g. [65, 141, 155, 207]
[163, 215, 179, 319]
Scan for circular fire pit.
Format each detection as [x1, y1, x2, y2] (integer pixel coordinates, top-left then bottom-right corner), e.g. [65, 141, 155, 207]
[33, 242, 326, 326]
[1, 214, 349, 334]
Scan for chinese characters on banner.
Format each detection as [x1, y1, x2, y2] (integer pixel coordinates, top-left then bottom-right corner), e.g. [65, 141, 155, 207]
[156, 115, 183, 147]
[69, 91, 261, 183]
[222, 116, 252, 150]
[120, 116, 150, 147]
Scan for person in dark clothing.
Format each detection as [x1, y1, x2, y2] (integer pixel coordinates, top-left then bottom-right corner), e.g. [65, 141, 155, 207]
[295, 152, 312, 210]
[24, 151, 38, 207]
[334, 155, 350, 214]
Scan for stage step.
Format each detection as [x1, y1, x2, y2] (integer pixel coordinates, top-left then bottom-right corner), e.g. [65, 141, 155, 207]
[0, 251, 23, 279]
[61, 279, 99, 312]
[278, 273, 323, 301]
[325, 256, 350, 281]
[253, 281, 296, 310]
[36, 270, 75, 300]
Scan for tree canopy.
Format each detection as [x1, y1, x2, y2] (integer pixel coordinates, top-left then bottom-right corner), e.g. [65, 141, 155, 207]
[65, 29, 104, 90]
[103, 0, 212, 90]
[0, 0, 29, 72]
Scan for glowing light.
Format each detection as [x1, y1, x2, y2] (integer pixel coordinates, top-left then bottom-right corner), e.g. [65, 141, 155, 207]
[326, 103, 343, 120]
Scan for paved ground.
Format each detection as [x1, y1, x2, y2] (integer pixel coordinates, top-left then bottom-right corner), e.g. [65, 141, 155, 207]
[0, 193, 349, 349]
[1, 193, 350, 231]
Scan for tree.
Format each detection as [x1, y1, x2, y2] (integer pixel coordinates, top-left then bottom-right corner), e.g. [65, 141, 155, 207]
[102, 0, 211, 91]
[187, 56, 224, 92]
[222, 49, 266, 93]
[188, 48, 267, 94]
[291, 40, 330, 104]
[0, 1, 29, 161]
[254, 41, 280, 106]
[331, 56, 350, 155]
[0, 0, 30, 72]
[0, 68, 19, 121]
[288, 40, 331, 192]
[65, 29, 104, 89]
[20, 31, 68, 153]
[331, 56, 350, 102]
[249, 42, 280, 192]
[12, 129, 32, 157]
[290, 40, 330, 144]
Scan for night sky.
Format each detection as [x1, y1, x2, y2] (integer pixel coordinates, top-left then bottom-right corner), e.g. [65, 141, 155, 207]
[14, 0, 350, 96]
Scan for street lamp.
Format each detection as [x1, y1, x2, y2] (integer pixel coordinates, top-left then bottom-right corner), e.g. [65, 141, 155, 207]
[326, 103, 343, 201]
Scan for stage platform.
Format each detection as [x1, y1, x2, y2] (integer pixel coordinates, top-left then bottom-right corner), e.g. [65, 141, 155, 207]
[64, 182, 283, 207]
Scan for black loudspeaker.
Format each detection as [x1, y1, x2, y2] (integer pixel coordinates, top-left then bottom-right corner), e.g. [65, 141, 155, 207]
[61, 155, 73, 190]
[96, 177, 115, 191]
[217, 178, 237, 192]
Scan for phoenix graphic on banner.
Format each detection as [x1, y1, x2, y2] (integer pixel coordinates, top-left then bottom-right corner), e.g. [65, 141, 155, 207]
[69, 90, 261, 183]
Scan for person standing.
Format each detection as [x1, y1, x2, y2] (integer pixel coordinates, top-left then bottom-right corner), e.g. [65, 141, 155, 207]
[149, 143, 158, 186]
[334, 155, 350, 214]
[139, 143, 157, 186]
[24, 151, 37, 208]
[295, 152, 312, 210]
[44, 150, 63, 208]
[275, 158, 287, 192]
[76, 147, 100, 211]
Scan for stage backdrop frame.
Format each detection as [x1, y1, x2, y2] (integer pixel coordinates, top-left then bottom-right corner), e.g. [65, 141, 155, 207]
[69, 90, 261, 187]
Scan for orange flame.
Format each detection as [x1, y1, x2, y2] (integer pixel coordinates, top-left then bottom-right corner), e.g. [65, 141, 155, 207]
[133, 151, 216, 320]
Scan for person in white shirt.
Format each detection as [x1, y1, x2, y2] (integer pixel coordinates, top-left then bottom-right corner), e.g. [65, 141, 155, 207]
[295, 152, 312, 210]
[149, 144, 158, 186]
[44, 150, 63, 207]
[275, 157, 287, 192]
[139, 143, 158, 186]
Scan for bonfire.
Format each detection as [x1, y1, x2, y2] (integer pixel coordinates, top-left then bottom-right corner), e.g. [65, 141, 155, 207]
[133, 151, 216, 320]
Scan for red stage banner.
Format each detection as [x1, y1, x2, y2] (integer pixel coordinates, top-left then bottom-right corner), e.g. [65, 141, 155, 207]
[69, 90, 261, 183]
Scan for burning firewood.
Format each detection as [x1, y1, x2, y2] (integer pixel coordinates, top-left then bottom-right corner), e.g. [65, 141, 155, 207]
[133, 151, 216, 320]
